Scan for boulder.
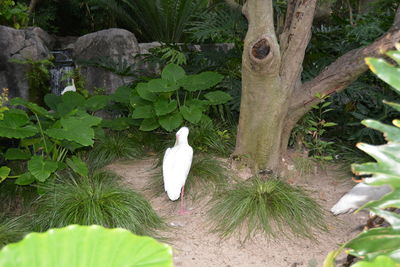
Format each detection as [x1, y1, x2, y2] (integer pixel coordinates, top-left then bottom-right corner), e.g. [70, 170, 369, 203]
[0, 26, 54, 100]
[72, 28, 140, 93]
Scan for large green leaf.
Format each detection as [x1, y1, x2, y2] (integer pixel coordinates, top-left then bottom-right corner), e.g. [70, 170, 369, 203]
[352, 255, 399, 267]
[0, 166, 11, 183]
[365, 57, 400, 93]
[46, 112, 102, 146]
[179, 72, 223, 91]
[161, 63, 186, 83]
[154, 99, 177, 116]
[345, 227, 400, 262]
[66, 156, 88, 178]
[5, 148, 31, 160]
[132, 105, 155, 119]
[204, 90, 232, 105]
[361, 119, 400, 142]
[59, 92, 86, 114]
[386, 50, 400, 65]
[135, 83, 157, 102]
[10, 98, 53, 118]
[147, 79, 178, 93]
[352, 143, 400, 186]
[44, 94, 62, 111]
[0, 110, 38, 138]
[85, 95, 110, 112]
[140, 118, 160, 131]
[159, 113, 183, 132]
[110, 86, 132, 104]
[15, 172, 35, 186]
[0, 224, 173, 267]
[100, 117, 132, 130]
[28, 156, 58, 182]
[180, 105, 202, 124]
[363, 189, 400, 209]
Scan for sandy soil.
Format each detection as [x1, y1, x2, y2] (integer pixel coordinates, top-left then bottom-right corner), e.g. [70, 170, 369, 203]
[108, 157, 368, 267]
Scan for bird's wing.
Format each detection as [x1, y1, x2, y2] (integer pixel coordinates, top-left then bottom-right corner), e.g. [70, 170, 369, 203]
[163, 145, 193, 201]
[331, 183, 391, 215]
[162, 147, 172, 192]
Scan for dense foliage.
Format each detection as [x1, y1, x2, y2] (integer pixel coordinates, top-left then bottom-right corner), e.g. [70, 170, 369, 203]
[324, 48, 400, 266]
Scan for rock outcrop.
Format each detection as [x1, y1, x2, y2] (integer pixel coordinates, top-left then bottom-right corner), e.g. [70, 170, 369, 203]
[0, 26, 54, 99]
[72, 28, 140, 93]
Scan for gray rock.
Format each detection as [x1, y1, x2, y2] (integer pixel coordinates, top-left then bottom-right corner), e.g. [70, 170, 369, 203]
[72, 28, 140, 93]
[0, 26, 54, 99]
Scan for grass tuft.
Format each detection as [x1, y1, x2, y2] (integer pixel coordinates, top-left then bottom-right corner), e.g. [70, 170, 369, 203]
[0, 214, 29, 247]
[32, 171, 164, 238]
[86, 131, 144, 169]
[208, 177, 327, 241]
[148, 154, 230, 199]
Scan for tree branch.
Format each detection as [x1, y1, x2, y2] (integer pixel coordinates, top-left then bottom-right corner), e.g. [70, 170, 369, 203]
[289, 6, 400, 120]
[279, 0, 317, 91]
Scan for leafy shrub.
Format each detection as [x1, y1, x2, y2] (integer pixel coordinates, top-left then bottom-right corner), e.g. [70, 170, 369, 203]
[0, 0, 28, 29]
[0, 225, 172, 267]
[32, 171, 164, 237]
[324, 48, 400, 266]
[130, 63, 231, 132]
[208, 177, 327, 241]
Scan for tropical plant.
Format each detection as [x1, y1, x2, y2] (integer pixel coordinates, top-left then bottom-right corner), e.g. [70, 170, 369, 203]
[32, 171, 165, 237]
[324, 48, 400, 266]
[208, 177, 327, 241]
[0, 0, 29, 29]
[130, 63, 231, 132]
[96, 0, 207, 42]
[0, 225, 172, 267]
[187, 3, 247, 44]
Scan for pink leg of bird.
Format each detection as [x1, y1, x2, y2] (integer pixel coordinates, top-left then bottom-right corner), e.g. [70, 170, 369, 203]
[178, 186, 189, 215]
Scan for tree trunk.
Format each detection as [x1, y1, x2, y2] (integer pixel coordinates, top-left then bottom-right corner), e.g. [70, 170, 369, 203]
[234, 0, 400, 174]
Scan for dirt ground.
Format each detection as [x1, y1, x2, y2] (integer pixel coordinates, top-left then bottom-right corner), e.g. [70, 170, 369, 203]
[108, 157, 369, 267]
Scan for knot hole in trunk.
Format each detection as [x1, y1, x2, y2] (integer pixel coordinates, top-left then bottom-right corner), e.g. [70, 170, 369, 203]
[252, 39, 270, 59]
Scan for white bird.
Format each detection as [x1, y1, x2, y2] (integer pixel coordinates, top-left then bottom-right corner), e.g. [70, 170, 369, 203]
[331, 182, 391, 215]
[61, 78, 76, 95]
[162, 126, 193, 214]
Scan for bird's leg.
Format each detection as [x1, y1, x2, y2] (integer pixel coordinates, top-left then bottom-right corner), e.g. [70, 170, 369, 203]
[178, 186, 189, 215]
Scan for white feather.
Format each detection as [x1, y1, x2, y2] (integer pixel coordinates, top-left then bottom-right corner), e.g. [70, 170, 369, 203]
[331, 183, 391, 215]
[162, 127, 193, 201]
[61, 79, 76, 95]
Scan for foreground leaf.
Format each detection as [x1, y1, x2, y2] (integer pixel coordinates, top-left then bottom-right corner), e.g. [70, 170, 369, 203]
[345, 227, 400, 262]
[352, 255, 399, 267]
[0, 110, 38, 139]
[179, 72, 224, 91]
[159, 113, 183, 132]
[0, 225, 173, 267]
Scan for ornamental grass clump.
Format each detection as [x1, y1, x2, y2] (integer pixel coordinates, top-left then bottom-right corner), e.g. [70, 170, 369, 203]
[208, 177, 327, 241]
[86, 132, 144, 169]
[0, 214, 29, 247]
[32, 171, 164, 238]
